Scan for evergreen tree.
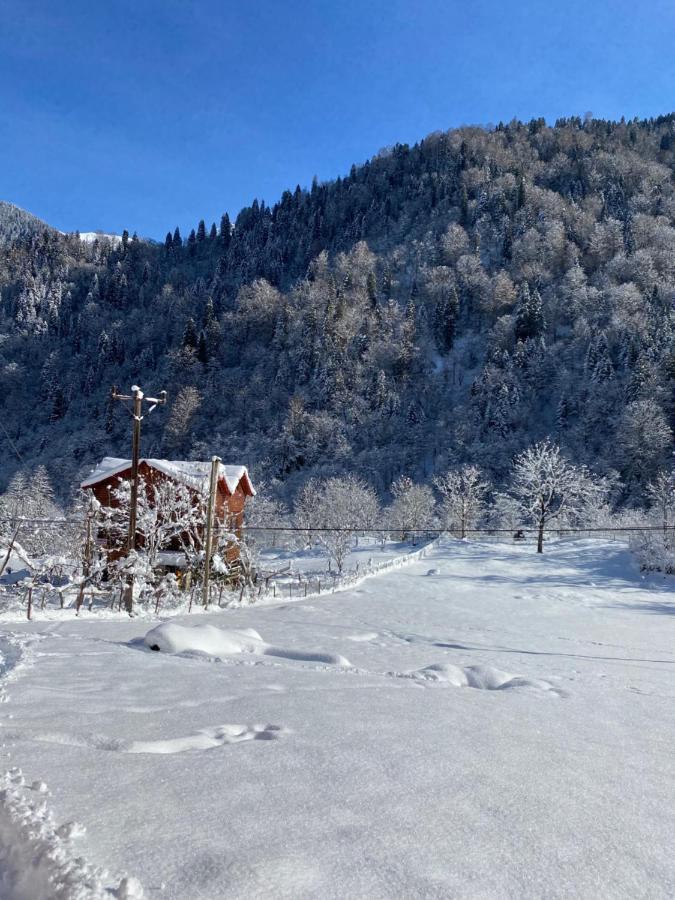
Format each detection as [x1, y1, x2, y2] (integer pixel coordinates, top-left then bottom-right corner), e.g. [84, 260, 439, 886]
[514, 283, 544, 341]
[366, 271, 377, 308]
[50, 387, 67, 422]
[197, 331, 209, 364]
[182, 317, 198, 349]
[220, 213, 231, 248]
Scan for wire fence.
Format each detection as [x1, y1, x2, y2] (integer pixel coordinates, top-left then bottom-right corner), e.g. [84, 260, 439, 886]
[2, 516, 675, 536]
[256, 535, 442, 601]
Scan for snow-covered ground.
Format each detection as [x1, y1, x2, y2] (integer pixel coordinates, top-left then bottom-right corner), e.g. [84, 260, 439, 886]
[0, 538, 673, 899]
[257, 534, 426, 576]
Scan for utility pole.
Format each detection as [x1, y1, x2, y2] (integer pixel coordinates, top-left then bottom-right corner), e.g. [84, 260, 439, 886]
[111, 385, 167, 612]
[202, 455, 221, 608]
[128, 386, 143, 552]
[83, 504, 93, 578]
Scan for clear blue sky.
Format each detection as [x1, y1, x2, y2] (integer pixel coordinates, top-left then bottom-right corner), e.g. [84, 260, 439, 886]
[1, 0, 674, 239]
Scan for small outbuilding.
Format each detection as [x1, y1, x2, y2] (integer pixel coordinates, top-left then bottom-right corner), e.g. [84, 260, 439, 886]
[81, 457, 255, 571]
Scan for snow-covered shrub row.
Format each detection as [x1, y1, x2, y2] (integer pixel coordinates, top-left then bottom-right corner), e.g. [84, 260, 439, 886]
[629, 529, 675, 573]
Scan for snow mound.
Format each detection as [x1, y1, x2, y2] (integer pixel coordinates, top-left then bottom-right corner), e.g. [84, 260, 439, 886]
[144, 624, 264, 656]
[143, 623, 351, 668]
[0, 769, 143, 899]
[263, 647, 352, 666]
[410, 663, 558, 693]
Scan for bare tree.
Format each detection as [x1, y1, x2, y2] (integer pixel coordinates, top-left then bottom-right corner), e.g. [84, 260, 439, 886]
[320, 476, 379, 573]
[293, 478, 324, 546]
[646, 470, 675, 533]
[434, 465, 489, 538]
[246, 483, 289, 548]
[387, 476, 435, 543]
[293, 475, 380, 574]
[620, 399, 672, 486]
[164, 386, 202, 453]
[509, 440, 606, 553]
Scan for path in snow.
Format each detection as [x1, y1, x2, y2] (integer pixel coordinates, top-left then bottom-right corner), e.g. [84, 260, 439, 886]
[0, 538, 673, 899]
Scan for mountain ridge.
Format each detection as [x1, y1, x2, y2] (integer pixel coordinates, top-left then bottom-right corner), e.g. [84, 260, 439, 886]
[0, 113, 674, 507]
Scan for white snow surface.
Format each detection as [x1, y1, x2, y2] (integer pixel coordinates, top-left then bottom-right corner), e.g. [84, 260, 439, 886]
[80, 457, 254, 495]
[77, 232, 122, 246]
[0, 538, 674, 898]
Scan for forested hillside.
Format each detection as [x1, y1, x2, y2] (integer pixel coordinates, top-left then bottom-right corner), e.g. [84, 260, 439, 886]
[0, 201, 54, 247]
[1, 114, 674, 505]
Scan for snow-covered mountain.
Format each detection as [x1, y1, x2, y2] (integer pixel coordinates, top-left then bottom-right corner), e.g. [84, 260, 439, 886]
[77, 231, 122, 246]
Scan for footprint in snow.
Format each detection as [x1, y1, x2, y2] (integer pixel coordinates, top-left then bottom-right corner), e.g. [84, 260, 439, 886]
[7, 723, 288, 755]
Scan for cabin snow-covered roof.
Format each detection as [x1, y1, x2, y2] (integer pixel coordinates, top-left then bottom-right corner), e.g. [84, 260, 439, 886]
[81, 458, 255, 495]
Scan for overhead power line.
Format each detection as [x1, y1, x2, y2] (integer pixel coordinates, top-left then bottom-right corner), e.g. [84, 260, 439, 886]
[2, 517, 673, 535]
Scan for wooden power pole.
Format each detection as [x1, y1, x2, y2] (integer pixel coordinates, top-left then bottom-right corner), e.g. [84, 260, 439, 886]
[111, 385, 167, 612]
[202, 455, 221, 609]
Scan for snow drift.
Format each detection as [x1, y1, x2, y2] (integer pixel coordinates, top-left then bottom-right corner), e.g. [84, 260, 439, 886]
[144, 623, 264, 655]
[143, 622, 351, 667]
[409, 662, 559, 693]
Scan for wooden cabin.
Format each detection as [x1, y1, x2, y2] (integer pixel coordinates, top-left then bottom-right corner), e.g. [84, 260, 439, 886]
[80, 458, 255, 572]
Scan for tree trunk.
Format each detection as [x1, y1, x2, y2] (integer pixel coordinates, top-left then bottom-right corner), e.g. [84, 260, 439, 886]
[0, 527, 20, 578]
[123, 582, 133, 615]
[537, 520, 544, 554]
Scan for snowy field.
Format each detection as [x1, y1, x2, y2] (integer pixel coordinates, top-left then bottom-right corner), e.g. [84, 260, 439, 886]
[0, 538, 673, 899]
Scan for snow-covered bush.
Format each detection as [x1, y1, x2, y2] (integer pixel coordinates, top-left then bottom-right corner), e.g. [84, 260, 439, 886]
[627, 475, 675, 573]
[152, 572, 182, 614]
[95, 477, 208, 570]
[629, 529, 675, 573]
